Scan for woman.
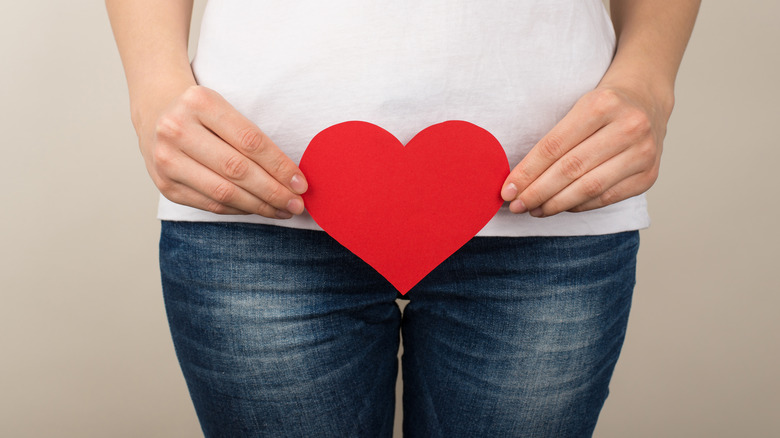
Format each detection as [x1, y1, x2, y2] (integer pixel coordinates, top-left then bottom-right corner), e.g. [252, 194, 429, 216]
[106, 1, 699, 436]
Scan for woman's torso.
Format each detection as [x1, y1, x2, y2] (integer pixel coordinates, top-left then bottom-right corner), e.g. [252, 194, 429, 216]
[158, 0, 650, 236]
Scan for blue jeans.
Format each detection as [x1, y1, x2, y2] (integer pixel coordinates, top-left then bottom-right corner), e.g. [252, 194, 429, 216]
[160, 221, 639, 438]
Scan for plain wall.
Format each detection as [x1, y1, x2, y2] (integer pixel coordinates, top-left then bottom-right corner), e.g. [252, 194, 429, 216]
[1, 1, 777, 437]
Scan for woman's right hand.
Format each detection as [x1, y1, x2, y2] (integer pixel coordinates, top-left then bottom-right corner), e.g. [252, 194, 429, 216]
[138, 85, 307, 219]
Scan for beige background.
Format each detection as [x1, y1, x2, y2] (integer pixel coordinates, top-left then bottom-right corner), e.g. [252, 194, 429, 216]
[1, 1, 778, 437]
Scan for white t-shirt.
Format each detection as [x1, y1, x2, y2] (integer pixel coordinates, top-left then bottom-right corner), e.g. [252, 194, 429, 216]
[158, 0, 650, 236]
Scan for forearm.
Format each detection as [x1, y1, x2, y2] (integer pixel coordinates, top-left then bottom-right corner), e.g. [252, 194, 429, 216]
[105, 0, 196, 134]
[601, 0, 701, 117]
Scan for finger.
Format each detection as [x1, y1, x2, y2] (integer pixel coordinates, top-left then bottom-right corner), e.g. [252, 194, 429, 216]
[501, 94, 611, 203]
[532, 150, 652, 217]
[160, 181, 250, 216]
[164, 151, 287, 219]
[192, 88, 308, 195]
[514, 123, 631, 212]
[180, 124, 305, 214]
[568, 171, 656, 213]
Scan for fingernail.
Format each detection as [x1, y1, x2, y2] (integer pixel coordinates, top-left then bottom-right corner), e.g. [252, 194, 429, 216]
[530, 208, 544, 217]
[509, 198, 527, 214]
[501, 183, 518, 201]
[290, 174, 308, 194]
[287, 198, 304, 215]
[275, 210, 293, 219]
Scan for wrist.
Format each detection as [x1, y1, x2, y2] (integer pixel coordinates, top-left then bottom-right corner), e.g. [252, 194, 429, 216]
[598, 58, 676, 122]
[128, 69, 196, 138]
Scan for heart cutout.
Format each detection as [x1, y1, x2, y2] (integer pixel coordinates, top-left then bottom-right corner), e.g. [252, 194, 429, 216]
[300, 121, 509, 294]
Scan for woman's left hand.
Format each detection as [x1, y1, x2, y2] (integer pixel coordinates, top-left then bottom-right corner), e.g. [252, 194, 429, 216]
[500, 83, 672, 217]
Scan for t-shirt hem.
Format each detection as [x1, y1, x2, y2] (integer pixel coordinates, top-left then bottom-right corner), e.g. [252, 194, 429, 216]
[157, 193, 650, 237]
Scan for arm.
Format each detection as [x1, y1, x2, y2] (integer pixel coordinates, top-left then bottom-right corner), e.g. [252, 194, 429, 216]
[501, 0, 701, 217]
[106, 0, 307, 218]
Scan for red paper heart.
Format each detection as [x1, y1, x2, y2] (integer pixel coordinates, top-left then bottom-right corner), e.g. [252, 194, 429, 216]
[300, 121, 509, 294]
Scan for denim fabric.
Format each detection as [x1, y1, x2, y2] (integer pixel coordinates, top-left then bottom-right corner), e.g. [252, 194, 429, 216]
[160, 221, 639, 438]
